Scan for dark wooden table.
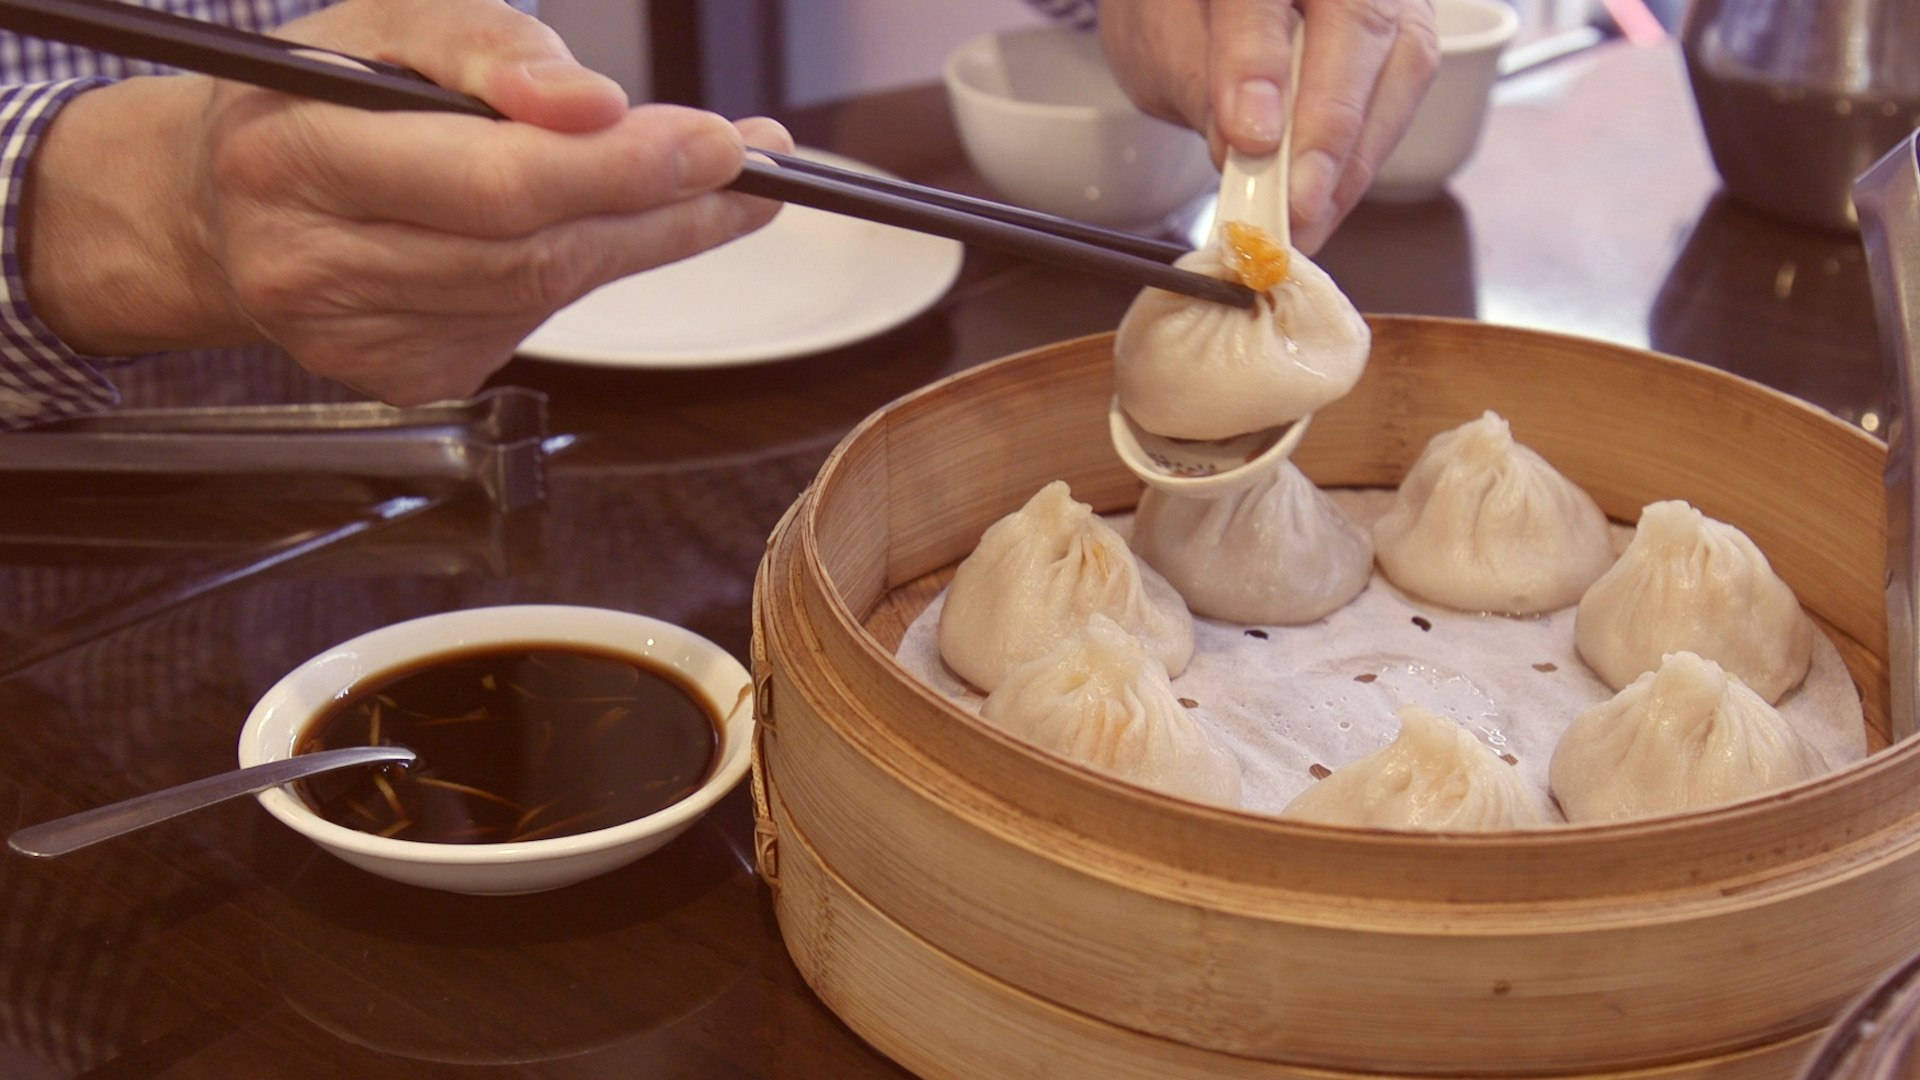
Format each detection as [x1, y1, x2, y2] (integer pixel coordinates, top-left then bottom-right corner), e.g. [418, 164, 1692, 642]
[0, 37, 1889, 1078]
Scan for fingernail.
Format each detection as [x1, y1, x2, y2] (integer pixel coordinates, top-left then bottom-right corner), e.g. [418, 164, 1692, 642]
[1290, 149, 1339, 230]
[523, 57, 578, 82]
[736, 116, 796, 155]
[521, 57, 615, 93]
[674, 123, 743, 194]
[1231, 78, 1285, 145]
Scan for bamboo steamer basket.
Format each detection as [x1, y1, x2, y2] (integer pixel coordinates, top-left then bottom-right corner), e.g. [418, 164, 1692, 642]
[1797, 946, 1920, 1080]
[749, 317, 1912, 1078]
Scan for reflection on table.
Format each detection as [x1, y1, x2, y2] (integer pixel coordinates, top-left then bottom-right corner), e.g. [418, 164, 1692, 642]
[1651, 193, 1887, 431]
[0, 34, 1891, 1079]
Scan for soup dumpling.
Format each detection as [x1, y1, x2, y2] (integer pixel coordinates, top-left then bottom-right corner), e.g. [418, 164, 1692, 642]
[1575, 500, 1812, 703]
[1372, 411, 1614, 615]
[939, 481, 1194, 693]
[1131, 458, 1371, 624]
[982, 614, 1242, 807]
[1113, 233, 1369, 442]
[1550, 651, 1825, 822]
[1283, 705, 1551, 830]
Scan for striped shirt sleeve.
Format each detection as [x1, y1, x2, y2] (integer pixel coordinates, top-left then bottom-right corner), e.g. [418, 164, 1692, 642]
[0, 0, 566, 428]
[0, 76, 115, 430]
[0, 0, 336, 428]
[1026, 0, 1099, 31]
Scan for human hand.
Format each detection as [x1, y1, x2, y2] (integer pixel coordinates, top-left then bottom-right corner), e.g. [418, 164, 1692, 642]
[24, 0, 791, 405]
[1098, 0, 1439, 253]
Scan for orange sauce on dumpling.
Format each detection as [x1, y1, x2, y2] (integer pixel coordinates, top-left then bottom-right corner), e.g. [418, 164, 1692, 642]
[1223, 221, 1290, 292]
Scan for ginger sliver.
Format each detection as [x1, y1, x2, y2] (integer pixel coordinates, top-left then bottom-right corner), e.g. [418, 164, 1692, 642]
[1224, 221, 1290, 293]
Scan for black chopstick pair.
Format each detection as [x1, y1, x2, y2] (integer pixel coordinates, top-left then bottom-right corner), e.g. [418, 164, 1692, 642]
[0, 0, 1254, 310]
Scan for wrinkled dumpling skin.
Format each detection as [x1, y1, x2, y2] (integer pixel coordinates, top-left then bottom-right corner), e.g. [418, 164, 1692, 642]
[1113, 244, 1370, 441]
[1284, 705, 1552, 830]
[1132, 458, 1372, 624]
[939, 481, 1194, 692]
[1550, 651, 1826, 822]
[981, 615, 1242, 806]
[1373, 411, 1614, 614]
[1575, 500, 1812, 703]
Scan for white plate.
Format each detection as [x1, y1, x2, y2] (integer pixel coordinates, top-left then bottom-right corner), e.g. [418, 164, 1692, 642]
[516, 148, 965, 369]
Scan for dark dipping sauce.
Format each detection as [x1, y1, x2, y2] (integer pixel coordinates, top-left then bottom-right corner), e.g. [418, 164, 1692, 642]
[294, 645, 719, 844]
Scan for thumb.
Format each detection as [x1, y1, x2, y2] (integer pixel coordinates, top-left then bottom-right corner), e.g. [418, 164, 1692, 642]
[1207, 0, 1299, 157]
[386, 0, 628, 132]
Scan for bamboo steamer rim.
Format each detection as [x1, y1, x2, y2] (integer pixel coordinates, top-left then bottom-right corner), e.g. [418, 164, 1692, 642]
[780, 316, 1902, 897]
[1798, 945, 1920, 1079]
[758, 754, 1836, 1080]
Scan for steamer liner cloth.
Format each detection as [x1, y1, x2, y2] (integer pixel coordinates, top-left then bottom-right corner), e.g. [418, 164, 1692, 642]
[896, 490, 1867, 816]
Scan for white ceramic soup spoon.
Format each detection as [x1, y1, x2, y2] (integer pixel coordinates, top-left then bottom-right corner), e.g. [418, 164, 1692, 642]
[1109, 35, 1313, 498]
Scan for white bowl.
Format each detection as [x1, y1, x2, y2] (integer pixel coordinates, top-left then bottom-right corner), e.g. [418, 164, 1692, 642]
[238, 605, 754, 896]
[943, 25, 1218, 228]
[1366, 0, 1520, 203]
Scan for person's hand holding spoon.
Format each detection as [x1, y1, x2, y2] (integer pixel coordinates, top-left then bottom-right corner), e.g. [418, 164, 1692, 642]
[1110, 25, 1368, 498]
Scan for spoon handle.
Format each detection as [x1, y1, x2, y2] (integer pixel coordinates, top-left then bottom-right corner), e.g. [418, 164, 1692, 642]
[7, 746, 415, 858]
[1213, 23, 1306, 246]
[1218, 149, 1290, 240]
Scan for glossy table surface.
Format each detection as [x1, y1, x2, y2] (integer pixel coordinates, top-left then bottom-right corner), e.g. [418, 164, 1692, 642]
[0, 36, 1891, 1079]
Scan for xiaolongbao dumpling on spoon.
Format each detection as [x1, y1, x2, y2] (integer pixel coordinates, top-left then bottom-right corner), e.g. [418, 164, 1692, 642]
[1575, 500, 1813, 703]
[1131, 458, 1372, 624]
[981, 614, 1241, 806]
[1283, 705, 1552, 830]
[1550, 651, 1826, 822]
[1113, 224, 1370, 442]
[1373, 411, 1614, 615]
[939, 481, 1194, 692]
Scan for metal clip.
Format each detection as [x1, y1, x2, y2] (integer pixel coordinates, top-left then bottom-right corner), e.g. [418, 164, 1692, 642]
[754, 668, 776, 737]
[1856, 132, 1920, 740]
[6, 386, 557, 512]
[749, 723, 779, 892]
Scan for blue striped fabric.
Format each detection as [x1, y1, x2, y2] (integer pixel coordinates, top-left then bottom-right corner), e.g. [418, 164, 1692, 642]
[0, 0, 1077, 428]
[1026, 0, 1099, 31]
[0, 77, 111, 428]
[0, 0, 335, 429]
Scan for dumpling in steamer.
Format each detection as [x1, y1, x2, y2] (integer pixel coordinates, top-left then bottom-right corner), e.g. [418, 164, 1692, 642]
[1372, 411, 1614, 615]
[1283, 706, 1551, 830]
[1131, 458, 1372, 624]
[1113, 235, 1370, 442]
[1575, 500, 1813, 703]
[981, 615, 1242, 806]
[1550, 651, 1826, 822]
[939, 481, 1194, 692]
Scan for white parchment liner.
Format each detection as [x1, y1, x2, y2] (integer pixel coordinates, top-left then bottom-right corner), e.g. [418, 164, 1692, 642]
[895, 491, 1868, 820]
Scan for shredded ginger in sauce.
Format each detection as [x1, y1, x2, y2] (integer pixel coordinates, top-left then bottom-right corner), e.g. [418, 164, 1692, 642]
[1223, 221, 1290, 293]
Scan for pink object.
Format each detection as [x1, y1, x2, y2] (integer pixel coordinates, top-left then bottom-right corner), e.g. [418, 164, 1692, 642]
[1600, 0, 1668, 46]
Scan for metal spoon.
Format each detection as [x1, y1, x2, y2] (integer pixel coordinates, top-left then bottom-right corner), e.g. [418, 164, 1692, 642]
[1110, 30, 1314, 497]
[7, 745, 414, 857]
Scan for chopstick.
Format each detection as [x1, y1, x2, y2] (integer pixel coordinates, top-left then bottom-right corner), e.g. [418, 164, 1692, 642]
[0, 0, 1254, 310]
[726, 161, 1252, 307]
[0, 0, 492, 115]
[755, 149, 1191, 264]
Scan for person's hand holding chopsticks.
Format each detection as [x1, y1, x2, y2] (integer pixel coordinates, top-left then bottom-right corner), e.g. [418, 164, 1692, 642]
[19, 0, 791, 407]
[1097, 0, 1439, 254]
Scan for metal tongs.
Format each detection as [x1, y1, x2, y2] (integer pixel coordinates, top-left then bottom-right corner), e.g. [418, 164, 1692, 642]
[0, 387, 564, 679]
[1855, 131, 1920, 740]
[7, 385, 552, 511]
